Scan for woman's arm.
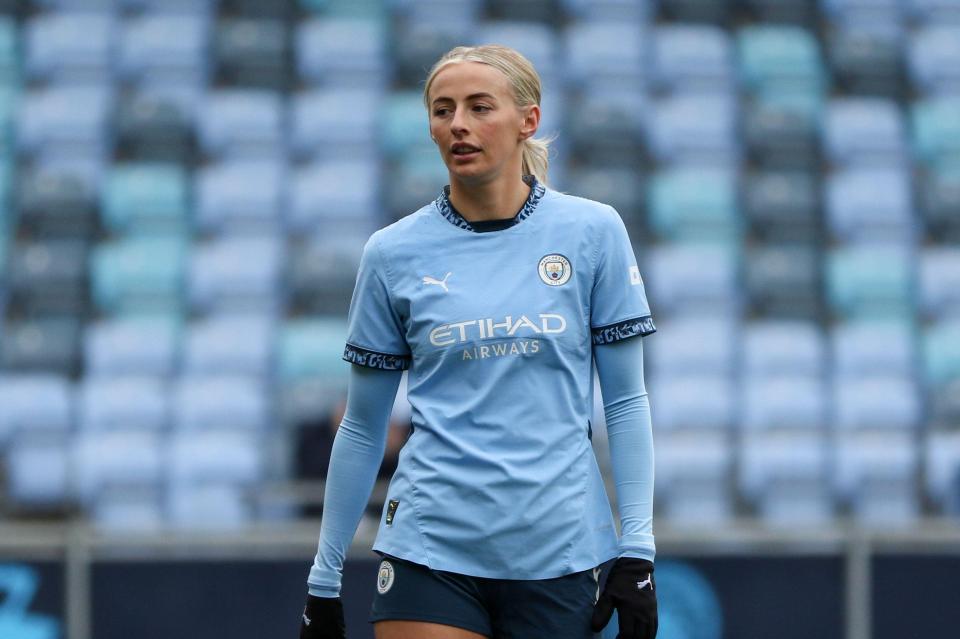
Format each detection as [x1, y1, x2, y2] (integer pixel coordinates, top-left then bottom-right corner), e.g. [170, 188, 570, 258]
[593, 335, 656, 562]
[307, 364, 404, 596]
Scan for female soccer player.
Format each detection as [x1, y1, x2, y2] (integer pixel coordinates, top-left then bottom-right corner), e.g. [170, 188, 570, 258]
[299, 45, 658, 639]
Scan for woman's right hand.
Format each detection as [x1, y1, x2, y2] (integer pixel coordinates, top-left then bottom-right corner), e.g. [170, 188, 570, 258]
[299, 594, 346, 639]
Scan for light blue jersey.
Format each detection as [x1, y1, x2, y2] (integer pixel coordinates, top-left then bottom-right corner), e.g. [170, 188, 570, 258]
[341, 176, 655, 579]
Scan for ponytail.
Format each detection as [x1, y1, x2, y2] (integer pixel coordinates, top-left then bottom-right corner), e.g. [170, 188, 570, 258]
[521, 136, 553, 186]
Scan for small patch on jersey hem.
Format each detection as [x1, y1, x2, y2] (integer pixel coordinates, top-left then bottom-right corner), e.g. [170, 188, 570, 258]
[343, 343, 411, 370]
[591, 316, 657, 345]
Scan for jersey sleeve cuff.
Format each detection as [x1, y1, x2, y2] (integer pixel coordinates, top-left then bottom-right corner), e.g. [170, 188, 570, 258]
[343, 343, 411, 371]
[591, 315, 657, 345]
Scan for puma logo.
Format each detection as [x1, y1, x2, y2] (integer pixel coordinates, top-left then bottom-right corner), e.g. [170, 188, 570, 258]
[423, 272, 452, 292]
[637, 574, 653, 591]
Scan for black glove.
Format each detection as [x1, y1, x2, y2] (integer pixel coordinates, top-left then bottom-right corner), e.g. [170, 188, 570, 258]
[299, 594, 345, 639]
[590, 558, 657, 639]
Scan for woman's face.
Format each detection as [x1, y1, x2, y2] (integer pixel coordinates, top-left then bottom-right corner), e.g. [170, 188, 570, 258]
[428, 61, 539, 185]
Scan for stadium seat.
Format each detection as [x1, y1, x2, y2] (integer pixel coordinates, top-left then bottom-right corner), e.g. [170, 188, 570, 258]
[73, 430, 164, 504]
[743, 94, 822, 169]
[172, 376, 269, 431]
[168, 430, 262, 485]
[288, 160, 380, 232]
[647, 168, 739, 241]
[17, 161, 99, 239]
[383, 150, 449, 221]
[908, 0, 960, 24]
[563, 21, 645, 88]
[825, 168, 915, 242]
[0, 374, 72, 440]
[77, 377, 169, 431]
[288, 236, 364, 316]
[17, 86, 112, 158]
[301, 0, 387, 19]
[214, 18, 289, 90]
[0, 16, 18, 87]
[742, 375, 827, 430]
[289, 87, 380, 161]
[198, 89, 284, 158]
[90, 236, 186, 314]
[654, 431, 734, 523]
[5, 432, 71, 507]
[183, 315, 275, 377]
[827, 244, 913, 318]
[652, 375, 736, 431]
[220, 0, 295, 18]
[739, 431, 832, 524]
[486, 0, 559, 23]
[912, 96, 960, 167]
[116, 87, 197, 162]
[745, 244, 822, 319]
[91, 485, 164, 530]
[0, 317, 81, 376]
[820, 0, 905, 28]
[6, 238, 88, 316]
[743, 171, 820, 241]
[737, 26, 825, 93]
[382, 91, 433, 160]
[277, 317, 350, 387]
[644, 243, 737, 316]
[909, 26, 960, 94]
[565, 88, 646, 168]
[925, 430, 960, 515]
[824, 98, 906, 166]
[195, 160, 284, 234]
[121, 0, 216, 12]
[658, 0, 733, 24]
[650, 25, 733, 92]
[922, 320, 960, 388]
[834, 376, 921, 430]
[296, 18, 387, 87]
[477, 21, 560, 84]
[24, 12, 114, 83]
[827, 28, 905, 97]
[832, 319, 916, 379]
[84, 316, 181, 377]
[391, 22, 472, 90]
[102, 163, 189, 234]
[743, 320, 825, 377]
[920, 248, 960, 319]
[563, 167, 645, 237]
[920, 164, 960, 241]
[166, 482, 253, 529]
[647, 316, 738, 379]
[741, 0, 819, 25]
[647, 93, 739, 165]
[188, 236, 282, 314]
[118, 14, 208, 87]
[834, 431, 919, 524]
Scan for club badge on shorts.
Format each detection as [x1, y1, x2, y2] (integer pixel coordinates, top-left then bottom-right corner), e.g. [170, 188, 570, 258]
[377, 560, 395, 595]
[538, 254, 572, 286]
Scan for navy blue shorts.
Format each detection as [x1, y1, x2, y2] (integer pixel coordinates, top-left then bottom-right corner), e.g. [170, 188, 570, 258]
[369, 554, 604, 639]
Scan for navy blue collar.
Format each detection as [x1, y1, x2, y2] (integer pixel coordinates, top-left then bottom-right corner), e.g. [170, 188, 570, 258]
[434, 175, 545, 233]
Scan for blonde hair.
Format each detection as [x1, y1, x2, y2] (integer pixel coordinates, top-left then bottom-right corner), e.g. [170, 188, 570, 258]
[423, 44, 553, 186]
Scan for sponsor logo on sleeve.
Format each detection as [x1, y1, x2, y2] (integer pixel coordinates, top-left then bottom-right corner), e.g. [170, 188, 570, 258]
[629, 266, 643, 286]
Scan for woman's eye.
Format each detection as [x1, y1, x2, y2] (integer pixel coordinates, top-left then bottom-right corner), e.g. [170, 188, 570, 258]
[473, 105, 490, 112]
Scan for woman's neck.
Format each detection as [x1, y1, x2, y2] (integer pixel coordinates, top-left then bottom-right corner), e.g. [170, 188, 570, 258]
[448, 174, 532, 223]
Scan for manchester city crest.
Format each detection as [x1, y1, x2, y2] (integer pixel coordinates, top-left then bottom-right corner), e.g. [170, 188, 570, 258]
[538, 254, 572, 286]
[377, 560, 395, 594]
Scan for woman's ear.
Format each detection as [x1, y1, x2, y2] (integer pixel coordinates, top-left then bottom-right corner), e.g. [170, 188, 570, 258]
[519, 104, 541, 141]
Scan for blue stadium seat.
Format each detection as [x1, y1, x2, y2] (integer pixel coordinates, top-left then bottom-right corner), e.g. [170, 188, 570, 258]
[647, 93, 739, 165]
[119, 0, 216, 12]
[653, 375, 736, 431]
[648, 168, 740, 241]
[563, 167, 645, 234]
[84, 316, 181, 377]
[289, 160, 380, 232]
[834, 376, 921, 430]
[832, 319, 916, 379]
[118, 14, 208, 86]
[744, 92, 822, 169]
[912, 96, 960, 167]
[651, 25, 733, 92]
[102, 163, 189, 234]
[168, 431, 262, 484]
[288, 236, 364, 316]
[909, 26, 960, 94]
[183, 315, 275, 377]
[17, 86, 112, 158]
[117, 86, 197, 162]
[658, 0, 732, 24]
[0, 374, 72, 441]
[198, 89, 284, 158]
[73, 430, 164, 505]
[908, 0, 960, 24]
[296, 18, 387, 86]
[91, 486, 164, 530]
[925, 430, 960, 515]
[921, 164, 960, 241]
[195, 160, 284, 233]
[825, 168, 915, 242]
[745, 244, 822, 320]
[166, 482, 253, 529]
[565, 88, 645, 167]
[17, 159, 100, 238]
[172, 376, 269, 431]
[827, 244, 913, 318]
[188, 236, 282, 314]
[301, 0, 388, 19]
[1, 317, 81, 375]
[834, 431, 919, 524]
[740, 432, 832, 524]
[382, 91, 433, 160]
[820, 0, 905, 28]
[923, 320, 960, 388]
[90, 236, 186, 314]
[77, 377, 169, 431]
[400, 0, 483, 28]
[289, 88, 380, 161]
[562, 0, 652, 22]
[824, 98, 906, 166]
[476, 22, 560, 85]
[654, 431, 734, 523]
[215, 18, 289, 91]
[919, 248, 960, 319]
[743, 320, 826, 377]
[5, 432, 71, 506]
[384, 150, 449, 221]
[391, 21, 473, 89]
[277, 317, 349, 386]
[563, 21, 646, 88]
[644, 243, 738, 316]
[7, 238, 88, 316]
[743, 171, 820, 241]
[647, 317, 738, 378]
[737, 26, 825, 93]
[0, 17, 19, 88]
[827, 27, 906, 97]
[742, 375, 827, 430]
[24, 12, 114, 83]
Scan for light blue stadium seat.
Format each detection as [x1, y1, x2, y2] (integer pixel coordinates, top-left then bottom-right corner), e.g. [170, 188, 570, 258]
[102, 163, 189, 234]
[84, 315, 181, 377]
[644, 243, 738, 315]
[118, 14, 208, 86]
[121, 0, 217, 12]
[743, 320, 826, 377]
[24, 12, 114, 83]
[73, 430, 164, 505]
[188, 236, 282, 314]
[289, 160, 380, 232]
[832, 319, 916, 379]
[651, 25, 733, 92]
[198, 89, 284, 158]
[925, 430, 960, 515]
[908, 0, 960, 24]
[195, 160, 284, 233]
[647, 93, 739, 165]
[385, 148, 449, 220]
[740, 431, 832, 524]
[824, 98, 906, 166]
[820, 0, 905, 28]
[5, 432, 71, 506]
[172, 376, 269, 431]
[737, 26, 825, 93]
[183, 315, 275, 377]
[654, 431, 734, 523]
[909, 26, 960, 94]
[278, 317, 350, 387]
[834, 431, 919, 524]
[825, 168, 915, 242]
[920, 248, 960, 318]
[77, 377, 169, 431]
[302, 0, 388, 19]
[477, 21, 560, 85]
[563, 21, 646, 88]
[0, 17, 20, 88]
[382, 91, 432, 160]
[647, 317, 738, 379]
[289, 87, 380, 160]
[169, 431, 262, 483]
[565, 88, 645, 167]
[912, 96, 960, 167]
[827, 244, 913, 318]
[742, 375, 827, 430]
[834, 376, 921, 430]
[648, 168, 740, 241]
[296, 18, 387, 86]
[398, 0, 482, 28]
[91, 485, 164, 530]
[0, 374, 72, 443]
[653, 375, 736, 431]
[562, 0, 653, 22]
[166, 482, 253, 529]
[90, 236, 186, 314]
[923, 320, 960, 387]
[18, 86, 112, 158]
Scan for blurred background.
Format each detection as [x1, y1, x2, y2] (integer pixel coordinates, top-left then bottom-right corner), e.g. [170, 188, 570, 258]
[0, 0, 958, 638]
